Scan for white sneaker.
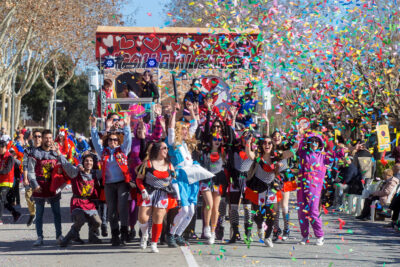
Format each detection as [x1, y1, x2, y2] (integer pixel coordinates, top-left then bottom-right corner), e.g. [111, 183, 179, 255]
[150, 242, 159, 253]
[208, 232, 215, 245]
[299, 237, 309, 245]
[257, 228, 265, 239]
[264, 237, 273, 247]
[140, 234, 148, 249]
[33, 237, 44, 246]
[56, 235, 64, 245]
[204, 226, 211, 239]
[316, 237, 324, 246]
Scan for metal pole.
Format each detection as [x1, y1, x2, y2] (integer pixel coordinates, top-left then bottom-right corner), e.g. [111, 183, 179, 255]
[53, 81, 57, 137]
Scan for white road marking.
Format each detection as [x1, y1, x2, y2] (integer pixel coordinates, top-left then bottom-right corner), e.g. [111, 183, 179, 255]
[180, 246, 199, 267]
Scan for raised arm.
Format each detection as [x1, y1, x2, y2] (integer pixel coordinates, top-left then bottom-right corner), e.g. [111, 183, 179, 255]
[90, 115, 103, 156]
[245, 136, 256, 161]
[121, 115, 132, 155]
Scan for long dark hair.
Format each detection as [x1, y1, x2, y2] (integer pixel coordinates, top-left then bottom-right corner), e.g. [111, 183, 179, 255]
[148, 141, 170, 163]
[211, 118, 225, 137]
[143, 70, 154, 83]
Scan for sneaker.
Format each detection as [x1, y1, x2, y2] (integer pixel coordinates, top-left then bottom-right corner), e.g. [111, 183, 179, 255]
[175, 235, 189, 246]
[27, 215, 35, 227]
[272, 228, 282, 242]
[166, 233, 178, 248]
[56, 235, 64, 246]
[264, 237, 274, 247]
[13, 212, 21, 223]
[355, 215, 367, 220]
[257, 228, 265, 239]
[282, 229, 290, 241]
[33, 236, 44, 246]
[204, 226, 211, 239]
[316, 237, 324, 246]
[299, 237, 309, 245]
[140, 234, 148, 249]
[150, 242, 159, 253]
[208, 232, 215, 245]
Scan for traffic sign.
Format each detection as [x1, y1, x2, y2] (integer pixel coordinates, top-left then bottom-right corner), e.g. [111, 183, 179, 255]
[146, 58, 158, 68]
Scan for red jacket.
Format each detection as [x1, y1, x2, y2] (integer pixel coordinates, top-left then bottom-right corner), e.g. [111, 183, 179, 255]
[0, 151, 14, 188]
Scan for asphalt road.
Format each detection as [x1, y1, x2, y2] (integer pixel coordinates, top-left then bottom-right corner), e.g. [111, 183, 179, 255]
[1, 189, 400, 267]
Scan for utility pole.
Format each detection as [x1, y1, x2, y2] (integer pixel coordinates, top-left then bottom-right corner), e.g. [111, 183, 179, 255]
[53, 77, 57, 138]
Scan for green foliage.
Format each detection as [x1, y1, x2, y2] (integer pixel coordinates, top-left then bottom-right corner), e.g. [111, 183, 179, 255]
[376, 159, 395, 178]
[22, 72, 91, 135]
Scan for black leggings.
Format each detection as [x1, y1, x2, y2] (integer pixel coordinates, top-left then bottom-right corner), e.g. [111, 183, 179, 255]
[252, 204, 275, 238]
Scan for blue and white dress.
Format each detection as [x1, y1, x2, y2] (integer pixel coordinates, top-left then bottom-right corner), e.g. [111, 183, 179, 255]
[167, 124, 213, 207]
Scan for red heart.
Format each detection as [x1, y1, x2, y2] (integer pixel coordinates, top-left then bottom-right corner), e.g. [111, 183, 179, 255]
[161, 199, 167, 206]
[119, 36, 135, 50]
[260, 198, 265, 203]
[170, 42, 181, 52]
[143, 37, 161, 52]
[269, 196, 275, 201]
[201, 78, 219, 92]
[145, 199, 151, 204]
[239, 151, 248, 160]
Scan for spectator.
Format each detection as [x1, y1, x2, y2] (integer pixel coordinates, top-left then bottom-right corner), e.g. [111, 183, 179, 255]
[392, 137, 400, 164]
[333, 157, 362, 209]
[385, 186, 400, 228]
[140, 70, 159, 101]
[353, 140, 374, 185]
[356, 165, 400, 221]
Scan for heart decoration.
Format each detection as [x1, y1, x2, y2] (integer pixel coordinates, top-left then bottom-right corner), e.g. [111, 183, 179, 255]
[161, 199, 167, 206]
[145, 199, 151, 204]
[103, 35, 114, 47]
[170, 42, 181, 52]
[260, 198, 265, 203]
[99, 47, 106, 56]
[107, 47, 114, 54]
[115, 36, 121, 42]
[160, 37, 167, 43]
[138, 35, 144, 41]
[143, 37, 161, 52]
[201, 78, 220, 92]
[183, 38, 192, 46]
[119, 36, 135, 50]
[136, 41, 143, 47]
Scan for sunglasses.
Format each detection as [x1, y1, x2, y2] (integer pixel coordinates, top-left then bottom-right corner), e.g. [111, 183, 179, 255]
[213, 137, 222, 142]
[108, 138, 119, 142]
[34, 135, 42, 138]
[160, 146, 168, 150]
[213, 125, 222, 128]
[112, 118, 120, 122]
[264, 141, 273, 145]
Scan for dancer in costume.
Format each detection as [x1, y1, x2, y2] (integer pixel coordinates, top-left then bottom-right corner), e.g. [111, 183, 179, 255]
[58, 152, 102, 247]
[167, 102, 214, 246]
[136, 141, 178, 253]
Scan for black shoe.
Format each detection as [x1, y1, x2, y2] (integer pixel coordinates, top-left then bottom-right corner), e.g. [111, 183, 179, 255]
[228, 225, 240, 244]
[378, 211, 392, 218]
[175, 235, 189, 246]
[282, 229, 290, 241]
[129, 229, 136, 240]
[101, 225, 108, 237]
[88, 235, 102, 244]
[166, 233, 178, 248]
[60, 228, 78, 247]
[13, 212, 21, 223]
[362, 216, 371, 221]
[120, 226, 129, 246]
[215, 225, 224, 241]
[356, 215, 366, 220]
[27, 215, 35, 227]
[272, 228, 282, 242]
[72, 237, 85, 245]
[111, 228, 121, 246]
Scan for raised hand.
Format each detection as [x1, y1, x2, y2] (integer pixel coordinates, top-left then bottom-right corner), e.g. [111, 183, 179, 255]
[89, 114, 97, 128]
[153, 103, 162, 116]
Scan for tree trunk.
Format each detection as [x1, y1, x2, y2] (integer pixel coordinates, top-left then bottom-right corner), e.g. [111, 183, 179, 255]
[46, 89, 55, 129]
[1, 92, 5, 129]
[14, 95, 22, 129]
[6, 93, 11, 134]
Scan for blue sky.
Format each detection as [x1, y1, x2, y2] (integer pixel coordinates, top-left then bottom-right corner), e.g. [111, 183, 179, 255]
[122, 0, 167, 27]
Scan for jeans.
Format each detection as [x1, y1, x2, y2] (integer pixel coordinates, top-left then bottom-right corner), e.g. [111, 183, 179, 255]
[35, 198, 62, 239]
[97, 202, 108, 227]
[104, 181, 129, 230]
[0, 186, 17, 219]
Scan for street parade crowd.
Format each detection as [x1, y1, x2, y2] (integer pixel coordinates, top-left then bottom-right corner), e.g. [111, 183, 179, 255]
[1, 74, 400, 254]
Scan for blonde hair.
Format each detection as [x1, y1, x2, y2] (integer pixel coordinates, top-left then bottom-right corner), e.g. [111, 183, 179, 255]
[383, 168, 394, 178]
[175, 121, 197, 153]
